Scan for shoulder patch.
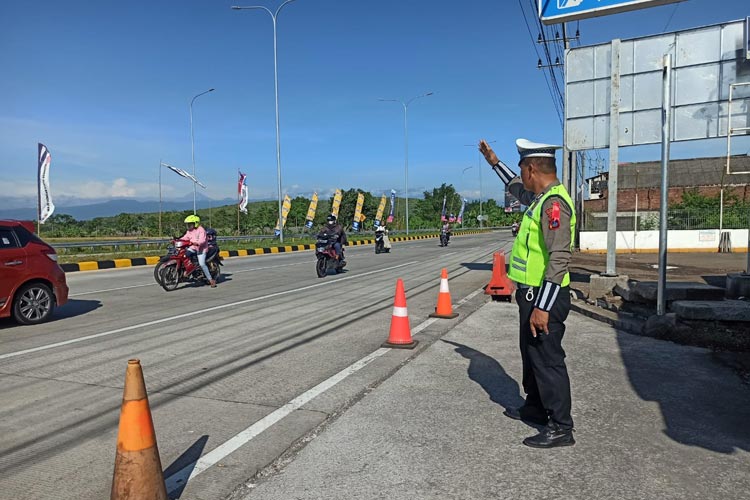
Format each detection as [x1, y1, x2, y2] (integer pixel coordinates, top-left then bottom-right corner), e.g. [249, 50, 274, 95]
[546, 201, 561, 230]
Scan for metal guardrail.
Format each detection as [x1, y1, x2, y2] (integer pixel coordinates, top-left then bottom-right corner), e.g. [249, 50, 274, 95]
[52, 227, 503, 252]
[53, 235, 270, 249]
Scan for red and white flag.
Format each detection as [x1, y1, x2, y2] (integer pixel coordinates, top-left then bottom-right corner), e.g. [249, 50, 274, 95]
[38, 143, 55, 224]
[238, 171, 248, 214]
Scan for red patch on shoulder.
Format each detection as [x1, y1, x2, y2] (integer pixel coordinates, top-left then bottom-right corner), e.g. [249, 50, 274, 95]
[546, 201, 561, 230]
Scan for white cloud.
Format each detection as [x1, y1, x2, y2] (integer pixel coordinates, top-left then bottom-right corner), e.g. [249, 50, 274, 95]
[0, 176, 159, 200]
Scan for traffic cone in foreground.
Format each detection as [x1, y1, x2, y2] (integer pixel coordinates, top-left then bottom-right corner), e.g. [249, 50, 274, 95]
[382, 278, 418, 349]
[429, 268, 459, 319]
[485, 252, 514, 302]
[111, 359, 167, 500]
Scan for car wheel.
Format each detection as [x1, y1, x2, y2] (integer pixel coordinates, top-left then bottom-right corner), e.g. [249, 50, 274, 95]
[13, 282, 55, 325]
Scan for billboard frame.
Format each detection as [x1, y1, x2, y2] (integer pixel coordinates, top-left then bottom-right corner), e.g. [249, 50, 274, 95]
[539, 0, 683, 25]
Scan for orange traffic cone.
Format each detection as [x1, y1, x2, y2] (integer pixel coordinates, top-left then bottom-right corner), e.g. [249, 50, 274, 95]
[485, 252, 515, 302]
[382, 278, 418, 349]
[111, 359, 168, 500]
[429, 268, 459, 319]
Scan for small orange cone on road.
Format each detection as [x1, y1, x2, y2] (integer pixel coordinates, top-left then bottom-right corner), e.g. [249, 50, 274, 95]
[382, 278, 418, 349]
[111, 359, 168, 500]
[429, 268, 459, 319]
[485, 252, 514, 301]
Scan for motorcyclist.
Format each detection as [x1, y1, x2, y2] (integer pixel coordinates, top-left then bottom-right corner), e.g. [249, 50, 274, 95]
[511, 221, 520, 236]
[181, 214, 216, 288]
[375, 223, 391, 251]
[320, 214, 347, 263]
[441, 221, 452, 245]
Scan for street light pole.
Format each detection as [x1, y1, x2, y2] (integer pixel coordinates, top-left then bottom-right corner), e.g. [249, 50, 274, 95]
[462, 165, 474, 226]
[465, 141, 493, 228]
[232, 0, 298, 243]
[379, 92, 433, 235]
[190, 88, 215, 214]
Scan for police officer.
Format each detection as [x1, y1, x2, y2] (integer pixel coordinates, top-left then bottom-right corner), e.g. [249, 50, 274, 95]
[479, 138, 576, 449]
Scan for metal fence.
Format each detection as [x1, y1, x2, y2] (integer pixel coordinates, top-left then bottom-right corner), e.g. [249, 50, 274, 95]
[583, 209, 750, 231]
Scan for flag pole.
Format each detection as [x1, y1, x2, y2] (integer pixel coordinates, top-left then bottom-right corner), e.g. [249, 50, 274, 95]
[237, 170, 241, 236]
[36, 147, 42, 236]
[158, 159, 163, 238]
[37, 145, 41, 236]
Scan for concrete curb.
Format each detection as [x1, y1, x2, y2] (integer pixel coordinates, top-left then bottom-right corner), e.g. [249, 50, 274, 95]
[60, 230, 487, 273]
[569, 297, 645, 336]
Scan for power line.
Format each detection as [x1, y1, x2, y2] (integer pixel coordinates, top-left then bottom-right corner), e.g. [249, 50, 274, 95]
[663, 3, 680, 32]
[517, 0, 564, 126]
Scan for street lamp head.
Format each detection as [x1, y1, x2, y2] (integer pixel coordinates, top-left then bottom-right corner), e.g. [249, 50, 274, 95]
[208, 88, 215, 92]
[425, 92, 434, 96]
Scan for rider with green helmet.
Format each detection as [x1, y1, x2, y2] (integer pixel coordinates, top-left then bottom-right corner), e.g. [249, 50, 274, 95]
[181, 214, 216, 287]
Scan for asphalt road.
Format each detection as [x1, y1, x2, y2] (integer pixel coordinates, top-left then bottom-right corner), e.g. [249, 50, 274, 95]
[0, 231, 512, 500]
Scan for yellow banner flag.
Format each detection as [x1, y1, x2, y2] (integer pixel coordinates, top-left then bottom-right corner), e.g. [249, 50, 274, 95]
[352, 192, 365, 232]
[375, 194, 387, 225]
[331, 189, 343, 217]
[305, 192, 318, 229]
[275, 194, 292, 233]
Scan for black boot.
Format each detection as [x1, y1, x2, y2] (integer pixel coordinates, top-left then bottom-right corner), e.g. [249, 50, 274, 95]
[522, 422, 575, 449]
[503, 406, 549, 426]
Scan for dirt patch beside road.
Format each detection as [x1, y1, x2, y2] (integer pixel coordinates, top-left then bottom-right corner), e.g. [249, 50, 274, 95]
[569, 252, 748, 288]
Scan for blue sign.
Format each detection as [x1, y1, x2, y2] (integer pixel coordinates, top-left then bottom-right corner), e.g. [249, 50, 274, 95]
[539, 0, 683, 25]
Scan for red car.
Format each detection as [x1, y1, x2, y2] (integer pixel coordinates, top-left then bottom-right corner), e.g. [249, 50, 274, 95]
[0, 220, 69, 325]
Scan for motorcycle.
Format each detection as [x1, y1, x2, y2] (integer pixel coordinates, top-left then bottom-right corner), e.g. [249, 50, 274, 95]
[511, 223, 519, 237]
[157, 237, 223, 291]
[439, 230, 451, 247]
[153, 241, 177, 285]
[375, 228, 390, 254]
[315, 232, 346, 277]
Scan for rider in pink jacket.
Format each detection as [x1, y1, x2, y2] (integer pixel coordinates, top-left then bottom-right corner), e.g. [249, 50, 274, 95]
[181, 215, 215, 287]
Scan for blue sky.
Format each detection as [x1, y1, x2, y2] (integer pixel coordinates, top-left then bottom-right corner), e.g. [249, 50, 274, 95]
[1, 0, 748, 205]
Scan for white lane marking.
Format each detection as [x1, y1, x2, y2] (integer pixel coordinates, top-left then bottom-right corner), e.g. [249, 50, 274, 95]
[69, 261, 312, 296]
[0, 262, 419, 361]
[165, 347, 390, 492]
[164, 284, 487, 493]
[232, 261, 307, 274]
[442, 252, 457, 257]
[70, 283, 155, 297]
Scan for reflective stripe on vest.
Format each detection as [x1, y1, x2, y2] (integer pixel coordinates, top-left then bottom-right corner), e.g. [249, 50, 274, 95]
[507, 184, 576, 287]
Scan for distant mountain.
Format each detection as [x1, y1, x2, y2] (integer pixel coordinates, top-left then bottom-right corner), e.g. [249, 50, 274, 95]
[0, 197, 238, 221]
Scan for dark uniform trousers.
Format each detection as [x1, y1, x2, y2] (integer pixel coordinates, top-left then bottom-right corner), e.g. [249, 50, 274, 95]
[516, 286, 573, 430]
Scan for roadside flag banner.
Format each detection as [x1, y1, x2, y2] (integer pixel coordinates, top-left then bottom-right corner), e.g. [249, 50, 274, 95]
[238, 171, 248, 214]
[352, 192, 365, 232]
[457, 198, 467, 224]
[38, 143, 54, 224]
[305, 192, 318, 229]
[331, 189, 343, 218]
[274, 194, 292, 236]
[374, 194, 387, 228]
[387, 189, 396, 223]
[440, 195, 447, 222]
[162, 162, 206, 189]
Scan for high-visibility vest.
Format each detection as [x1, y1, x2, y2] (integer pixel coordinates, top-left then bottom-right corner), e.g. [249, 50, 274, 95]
[507, 184, 576, 287]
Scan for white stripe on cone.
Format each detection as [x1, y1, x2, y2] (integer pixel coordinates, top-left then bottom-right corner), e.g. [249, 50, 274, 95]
[392, 306, 408, 317]
[439, 278, 450, 293]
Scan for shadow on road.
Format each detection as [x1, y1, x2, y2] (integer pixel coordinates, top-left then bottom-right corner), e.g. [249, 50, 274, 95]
[164, 434, 209, 499]
[460, 262, 493, 271]
[55, 299, 102, 320]
[0, 299, 102, 329]
[442, 339, 531, 427]
[616, 331, 750, 454]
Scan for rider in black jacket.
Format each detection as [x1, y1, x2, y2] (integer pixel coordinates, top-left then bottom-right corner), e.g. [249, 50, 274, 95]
[320, 215, 347, 261]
